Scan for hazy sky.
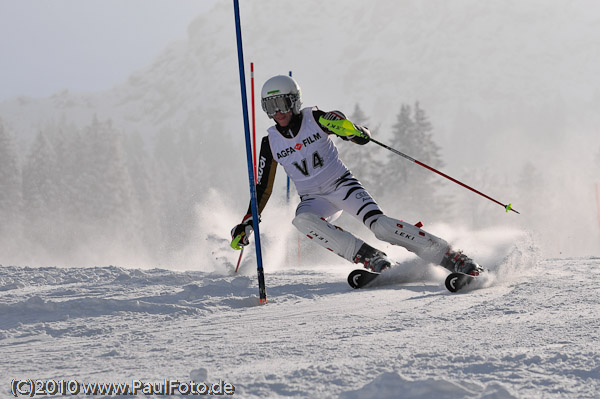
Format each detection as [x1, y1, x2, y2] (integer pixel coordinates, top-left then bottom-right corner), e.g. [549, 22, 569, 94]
[0, 0, 217, 101]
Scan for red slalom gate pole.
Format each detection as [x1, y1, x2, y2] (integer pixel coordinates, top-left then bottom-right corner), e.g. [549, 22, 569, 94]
[235, 62, 258, 274]
[251, 62, 257, 181]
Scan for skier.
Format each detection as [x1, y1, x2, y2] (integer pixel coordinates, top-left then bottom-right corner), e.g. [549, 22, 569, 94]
[231, 75, 482, 275]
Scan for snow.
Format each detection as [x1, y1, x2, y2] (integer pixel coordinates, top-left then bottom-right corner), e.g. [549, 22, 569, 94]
[2, 232, 599, 398]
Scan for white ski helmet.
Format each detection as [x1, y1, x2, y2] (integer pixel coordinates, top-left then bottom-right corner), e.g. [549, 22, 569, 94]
[260, 75, 302, 117]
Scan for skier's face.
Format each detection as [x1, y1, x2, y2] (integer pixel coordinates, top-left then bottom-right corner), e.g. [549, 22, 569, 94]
[273, 110, 293, 127]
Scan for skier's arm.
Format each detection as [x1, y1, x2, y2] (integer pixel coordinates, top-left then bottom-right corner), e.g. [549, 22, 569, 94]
[247, 135, 277, 216]
[313, 109, 371, 145]
[231, 136, 278, 248]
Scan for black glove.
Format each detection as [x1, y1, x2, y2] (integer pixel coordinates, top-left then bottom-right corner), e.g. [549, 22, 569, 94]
[230, 214, 255, 250]
[350, 125, 371, 145]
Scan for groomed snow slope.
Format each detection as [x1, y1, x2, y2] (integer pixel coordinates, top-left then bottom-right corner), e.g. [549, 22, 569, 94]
[1, 239, 599, 398]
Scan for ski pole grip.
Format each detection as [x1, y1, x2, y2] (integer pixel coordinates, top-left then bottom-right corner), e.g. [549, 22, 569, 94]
[231, 235, 243, 250]
[319, 117, 369, 139]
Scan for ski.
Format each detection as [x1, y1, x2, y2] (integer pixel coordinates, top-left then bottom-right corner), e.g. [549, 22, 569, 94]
[350, 265, 489, 292]
[445, 272, 478, 292]
[347, 268, 381, 289]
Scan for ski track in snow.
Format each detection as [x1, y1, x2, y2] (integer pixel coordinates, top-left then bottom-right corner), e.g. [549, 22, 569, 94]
[1, 247, 599, 398]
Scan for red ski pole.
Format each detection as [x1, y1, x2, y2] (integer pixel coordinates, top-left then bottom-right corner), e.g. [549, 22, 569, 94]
[235, 247, 244, 273]
[320, 117, 520, 214]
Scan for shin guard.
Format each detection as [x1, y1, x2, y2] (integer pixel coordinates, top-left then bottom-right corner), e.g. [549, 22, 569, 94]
[371, 215, 449, 264]
[292, 213, 363, 262]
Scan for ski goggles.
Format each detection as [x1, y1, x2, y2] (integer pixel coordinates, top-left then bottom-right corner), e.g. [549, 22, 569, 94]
[261, 95, 294, 117]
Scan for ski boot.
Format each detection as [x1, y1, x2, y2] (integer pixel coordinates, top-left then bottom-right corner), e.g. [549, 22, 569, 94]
[440, 249, 483, 276]
[354, 243, 392, 273]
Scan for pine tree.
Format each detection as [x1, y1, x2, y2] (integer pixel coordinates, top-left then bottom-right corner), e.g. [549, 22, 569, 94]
[23, 131, 58, 215]
[336, 103, 385, 197]
[33, 120, 91, 257]
[0, 118, 22, 238]
[79, 117, 135, 238]
[124, 131, 161, 250]
[384, 103, 446, 221]
[153, 126, 193, 252]
[47, 119, 84, 224]
[22, 131, 60, 250]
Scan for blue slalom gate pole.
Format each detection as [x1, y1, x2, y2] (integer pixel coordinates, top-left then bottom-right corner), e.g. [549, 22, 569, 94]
[286, 71, 292, 203]
[232, 0, 267, 303]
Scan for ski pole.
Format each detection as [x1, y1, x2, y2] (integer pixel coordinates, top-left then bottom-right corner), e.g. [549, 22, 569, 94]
[235, 247, 244, 273]
[320, 117, 520, 214]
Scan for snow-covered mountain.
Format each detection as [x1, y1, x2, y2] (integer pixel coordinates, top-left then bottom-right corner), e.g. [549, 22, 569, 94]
[2, 0, 600, 166]
[2, 1, 600, 260]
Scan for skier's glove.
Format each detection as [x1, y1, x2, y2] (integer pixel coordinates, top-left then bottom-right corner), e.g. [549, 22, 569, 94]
[351, 125, 371, 145]
[330, 122, 371, 144]
[230, 214, 255, 250]
[319, 112, 370, 144]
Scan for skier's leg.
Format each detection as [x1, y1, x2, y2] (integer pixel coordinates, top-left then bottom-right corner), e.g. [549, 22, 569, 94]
[295, 194, 343, 224]
[293, 192, 391, 271]
[292, 195, 361, 261]
[326, 171, 383, 229]
[323, 172, 482, 273]
[292, 212, 363, 262]
[292, 212, 391, 271]
[370, 215, 450, 264]
[370, 216, 483, 274]
[322, 172, 454, 266]
[328, 171, 450, 264]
